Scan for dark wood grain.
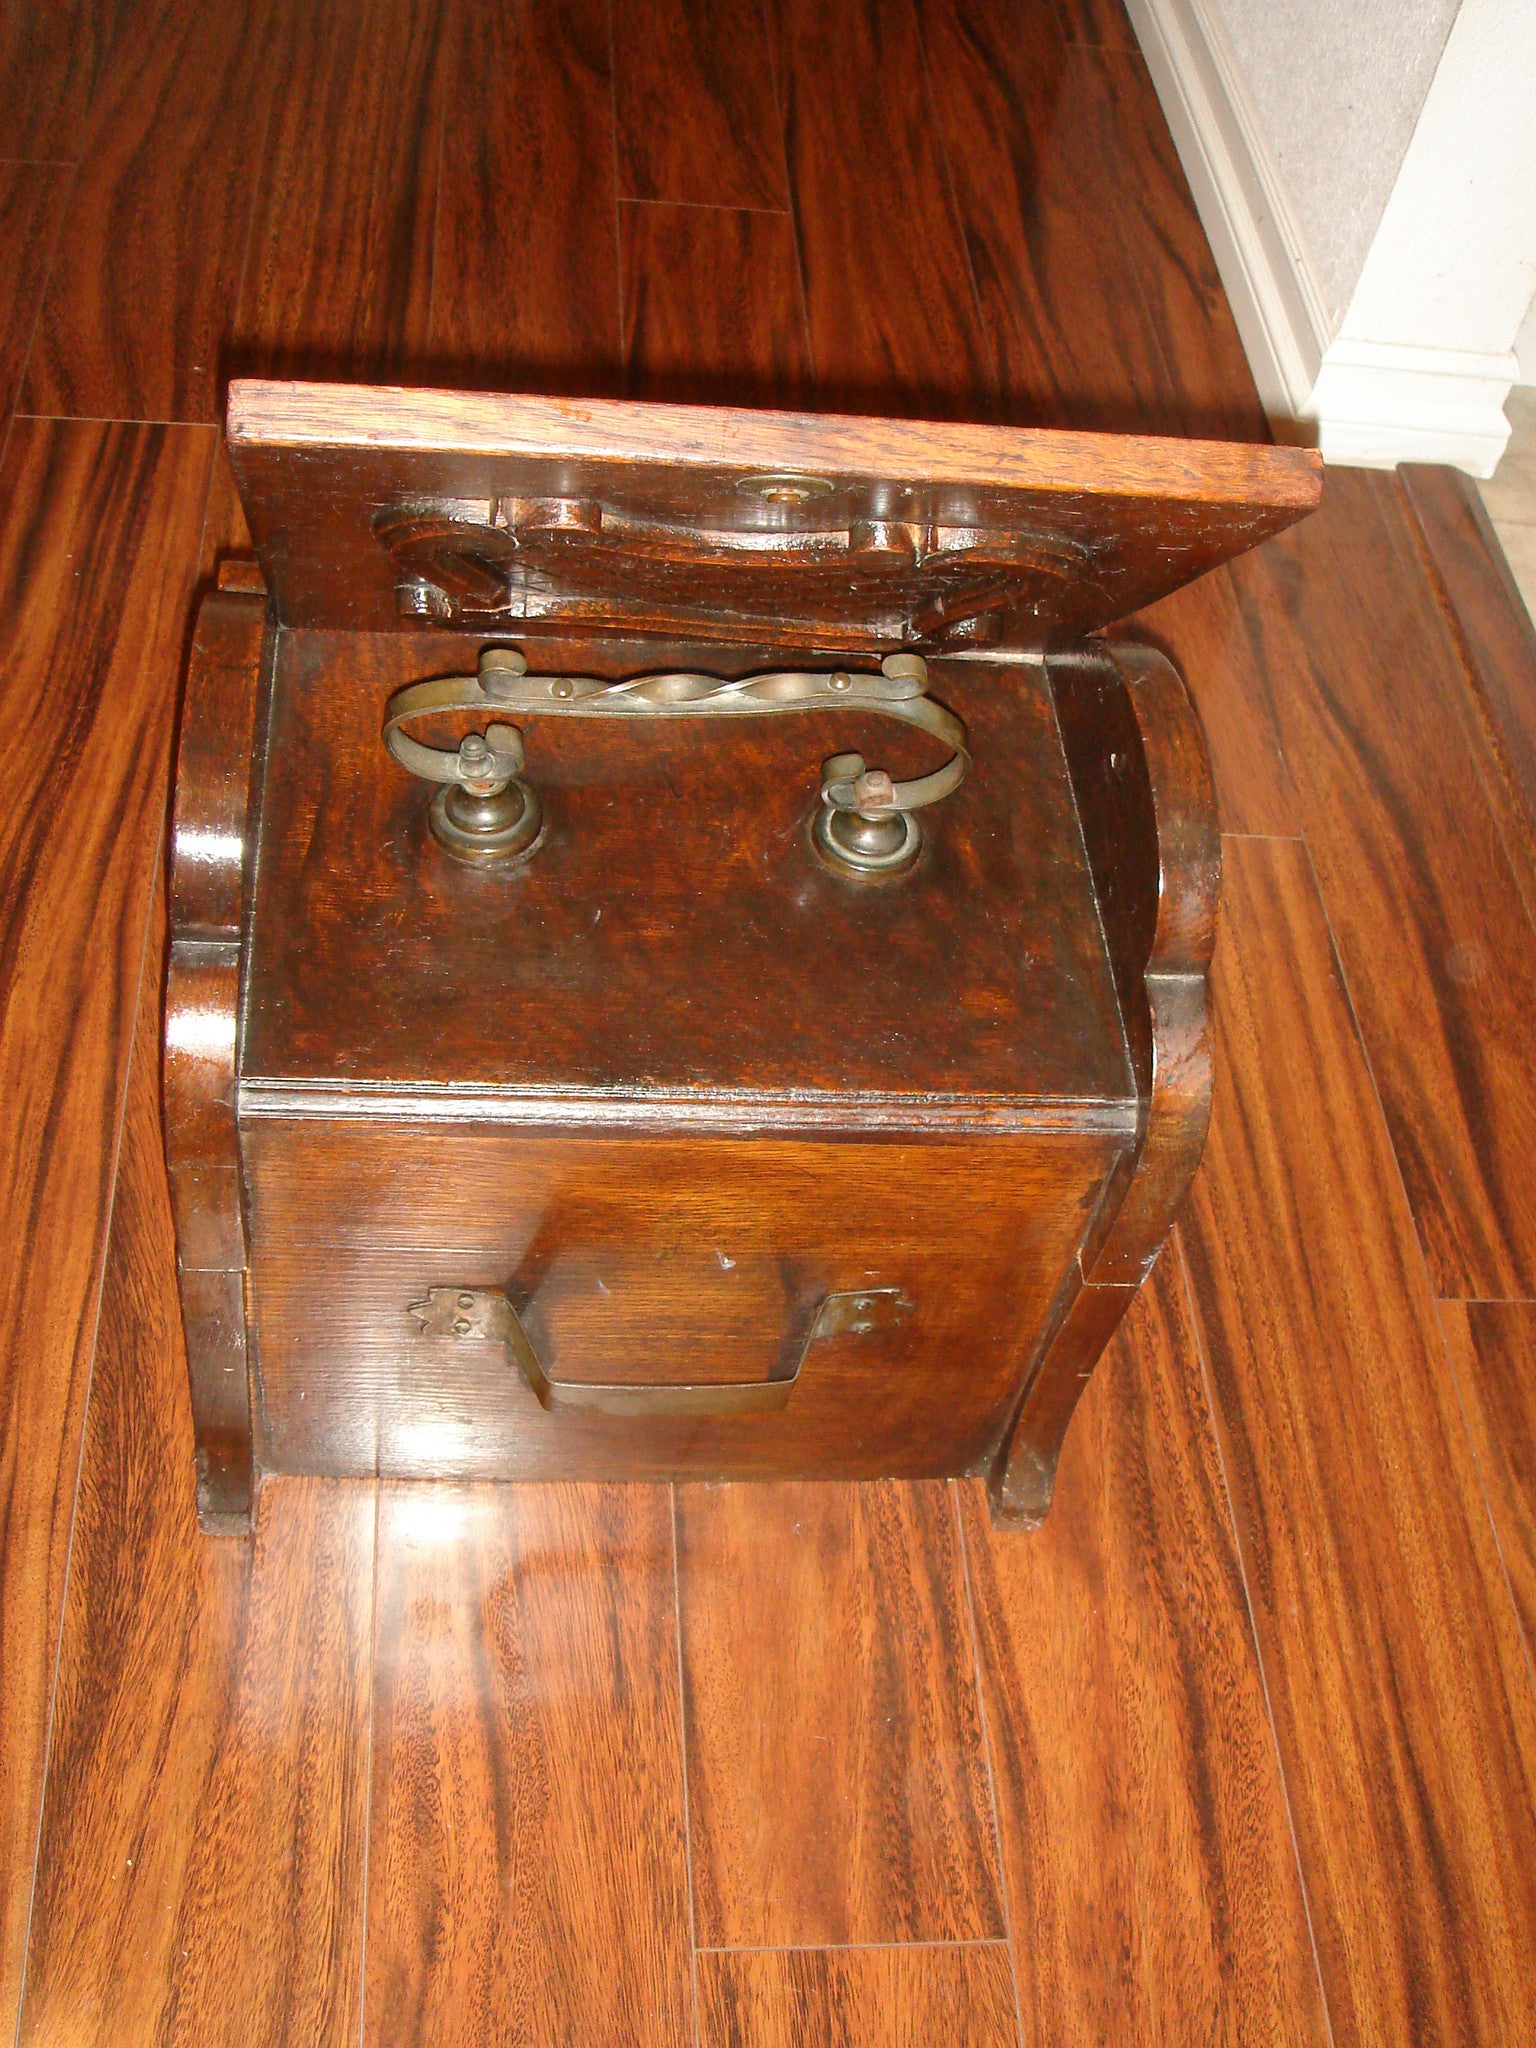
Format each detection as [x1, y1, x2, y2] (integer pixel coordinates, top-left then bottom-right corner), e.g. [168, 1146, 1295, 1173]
[1441, 1302, 1536, 1673]
[0, 0, 116, 157]
[0, 162, 69, 430]
[766, 0, 996, 417]
[1400, 462, 1536, 921]
[427, 0, 622, 395]
[696, 1945, 1018, 2048]
[918, 3, 1266, 439]
[1132, 553, 1301, 838]
[228, 0, 443, 384]
[17, 936, 374, 2048]
[1182, 834, 1536, 2048]
[1050, 0, 1139, 51]
[0, 418, 212, 2030]
[613, 0, 787, 208]
[363, 1482, 692, 2048]
[622, 203, 811, 408]
[963, 1247, 1327, 2048]
[21, 0, 274, 422]
[676, 1480, 1004, 1945]
[1214, 466, 1536, 1299]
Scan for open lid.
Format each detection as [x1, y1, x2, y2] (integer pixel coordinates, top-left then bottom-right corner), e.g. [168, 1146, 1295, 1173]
[228, 382, 1321, 652]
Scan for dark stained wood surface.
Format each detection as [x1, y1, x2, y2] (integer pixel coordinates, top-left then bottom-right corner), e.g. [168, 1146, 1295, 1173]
[0, 162, 69, 432]
[364, 1482, 693, 2048]
[1182, 835, 1536, 2048]
[21, 0, 276, 422]
[676, 1480, 1004, 1946]
[613, 0, 788, 209]
[1204, 468, 1536, 1300]
[0, 418, 212, 2032]
[0, 0, 117, 158]
[1441, 1302, 1536, 1672]
[962, 1250, 1328, 2048]
[622, 204, 812, 408]
[428, 0, 623, 396]
[696, 1944, 1019, 2048]
[19, 931, 375, 2048]
[228, 0, 444, 385]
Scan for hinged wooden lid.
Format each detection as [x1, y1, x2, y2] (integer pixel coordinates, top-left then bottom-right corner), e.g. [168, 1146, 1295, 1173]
[228, 383, 1320, 652]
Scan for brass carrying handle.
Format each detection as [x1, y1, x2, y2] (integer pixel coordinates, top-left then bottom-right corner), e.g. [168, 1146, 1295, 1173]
[407, 1284, 914, 1418]
[382, 647, 969, 874]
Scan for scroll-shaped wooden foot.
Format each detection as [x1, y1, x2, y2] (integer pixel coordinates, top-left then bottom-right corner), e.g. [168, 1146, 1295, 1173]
[988, 640, 1220, 1529]
[163, 563, 271, 1534]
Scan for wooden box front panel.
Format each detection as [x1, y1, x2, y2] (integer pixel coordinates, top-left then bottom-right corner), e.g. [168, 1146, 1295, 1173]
[244, 1121, 1124, 1481]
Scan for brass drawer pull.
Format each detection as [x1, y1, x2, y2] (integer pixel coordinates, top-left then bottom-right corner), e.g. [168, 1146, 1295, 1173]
[382, 646, 968, 875]
[407, 1284, 914, 1418]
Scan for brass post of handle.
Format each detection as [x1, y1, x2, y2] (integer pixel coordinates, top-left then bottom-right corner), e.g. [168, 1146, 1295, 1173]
[382, 646, 969, 876]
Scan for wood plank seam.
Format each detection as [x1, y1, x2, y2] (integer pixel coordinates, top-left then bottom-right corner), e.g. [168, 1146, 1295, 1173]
[8, 831, 168, 2048]
[1171, 1226, 1340, 2048]
[355, 1478, 381, 2048]
[910, 0, 1004, 403]
[669, 1485, 705, 2048]
[606, 0, 628, 385]
[691, 1937, 1014, 1954]
[754, 0, 819, 385]
[948, 1481, 1029, 2048]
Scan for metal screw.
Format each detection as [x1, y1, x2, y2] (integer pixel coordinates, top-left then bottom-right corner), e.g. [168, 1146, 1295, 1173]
[452, 1318, 471, 1336]
[457, 1292, 476, 1309]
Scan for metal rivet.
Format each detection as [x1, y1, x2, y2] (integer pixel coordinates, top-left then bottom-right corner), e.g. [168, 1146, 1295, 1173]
[551, 678, 575, 700]
[452, 1317, 471, 1336]
[829, 672, 852, 691]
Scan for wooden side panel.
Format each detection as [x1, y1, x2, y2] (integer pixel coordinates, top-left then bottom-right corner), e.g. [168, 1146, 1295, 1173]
[1183, 835, 1536, 2048]
[0, 418, 212, 2033]
[244, 1121, 1122, 1482]
[677, 1480, 1004, 1945]
[696, 1946, 1018, 2048]
[165, 585, 269, 1531]
[18, 943, 374, 2048]
[961, 1250, 1328, 2048]
[363, 1483, 692, 2048]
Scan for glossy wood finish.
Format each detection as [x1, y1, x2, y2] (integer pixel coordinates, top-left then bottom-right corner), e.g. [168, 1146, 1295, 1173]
[365, 1482, 692, 2048]
[1441, 1302, 1536, 1670]
[962, 1250, 1328, 2048]
[677, 1480, 1003, 1945]
[1184, 468, 1536, 1300]
[1182, 836, 1536, 2048]
[20, 946, 374, 2048]
[696, 1945, 1018, 2048]
[0, 162, 68, 432]
[992, 640, 1219, 1522]
[0, 0, 116, 159]
[0, 418, 212, 2030]
[622, 205, 812, 408]
[21, 0, 275, 422]
[613, 0, 787, 209]
[429, 0, 622, 396]
[227, 382, 1319, 641]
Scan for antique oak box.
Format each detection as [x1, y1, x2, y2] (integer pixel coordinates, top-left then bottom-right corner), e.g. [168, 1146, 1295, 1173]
[164, 384, 1319, 1533]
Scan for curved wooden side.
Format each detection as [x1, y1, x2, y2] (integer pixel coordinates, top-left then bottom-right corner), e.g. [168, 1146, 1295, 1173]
[989, 640, 1220, 1528]
[164, 564, 270, 1533]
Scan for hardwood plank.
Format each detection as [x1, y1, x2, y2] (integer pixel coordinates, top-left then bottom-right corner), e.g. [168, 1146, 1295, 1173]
[676, 1480, 1004, 1947]
[767, 0, 995, 417]
[21, 0, 274, 422]
[428, 0, 622, 394]
[363, 1483, 693, 2048]
[919, 0, 1266, 439]
[1132, 560, 1301, 838]
[0, 417, 213, 2033]
[1442, 1301, 1536, 1672]
[960, 1245, 1326, 2048]
[18, 932, 374, 2048]
[0, 0, 116, 158]
[613, 0, 787, 208]
[622, 202, 811, 407]
[0, 162, 69, 431]
[1181, 834, 1536, 2048]
[1050, 0, 1139, 51]
[696, 1945, 1017, 2048]
[229, 0, 444, 383]
[1215, 466, 1536, 1299]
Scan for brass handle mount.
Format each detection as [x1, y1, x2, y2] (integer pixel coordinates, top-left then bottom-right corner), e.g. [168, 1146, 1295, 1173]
[382, 646, 969, 876]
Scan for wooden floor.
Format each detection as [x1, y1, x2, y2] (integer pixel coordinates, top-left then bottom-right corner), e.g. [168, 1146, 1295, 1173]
[3, 1, 1536, 2043]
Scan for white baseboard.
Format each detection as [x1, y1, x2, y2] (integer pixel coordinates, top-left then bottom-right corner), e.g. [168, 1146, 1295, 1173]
[1124, 0, 1516, 475]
